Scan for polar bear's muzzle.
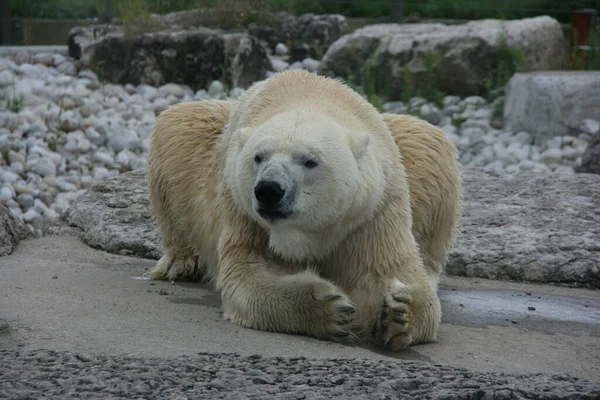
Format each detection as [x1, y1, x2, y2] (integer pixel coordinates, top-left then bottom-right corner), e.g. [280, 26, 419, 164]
[253, 164, 296, 222]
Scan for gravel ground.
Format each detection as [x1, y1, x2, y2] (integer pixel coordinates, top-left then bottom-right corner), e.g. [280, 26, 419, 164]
[2, 349, 599, 399]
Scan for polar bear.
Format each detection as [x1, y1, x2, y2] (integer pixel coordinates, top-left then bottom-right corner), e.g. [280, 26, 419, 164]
[147, 70, 461, 351]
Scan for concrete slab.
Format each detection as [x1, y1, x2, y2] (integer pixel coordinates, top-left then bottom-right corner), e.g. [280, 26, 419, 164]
[1, 234, 599, 383]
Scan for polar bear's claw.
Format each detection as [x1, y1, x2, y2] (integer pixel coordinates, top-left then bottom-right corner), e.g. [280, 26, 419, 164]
[371, 280, 415, 351]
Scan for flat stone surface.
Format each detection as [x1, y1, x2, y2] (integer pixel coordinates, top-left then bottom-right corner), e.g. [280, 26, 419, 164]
[447, 170, 600, 289]
[504, 71, 600, 140]
[0, 234, 598, 398]
[60, 169, 600, 288]
[58, 169, 161, 259]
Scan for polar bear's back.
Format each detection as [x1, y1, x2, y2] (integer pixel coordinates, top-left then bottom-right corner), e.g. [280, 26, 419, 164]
[148, 100, 232, 278]
[383, 113, 462, 275]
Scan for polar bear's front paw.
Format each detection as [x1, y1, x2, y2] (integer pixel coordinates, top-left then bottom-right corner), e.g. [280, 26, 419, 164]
[149, 251, 200, 282]
[310, 284, 357, 344]
[372, 279, 414, 351]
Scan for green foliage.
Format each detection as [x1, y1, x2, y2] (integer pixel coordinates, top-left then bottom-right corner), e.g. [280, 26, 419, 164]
[484, 26, 528, 101]
[570, 25, 600, 71]
[12, 0, 600, 22]
[12, 0, 101, 19]
[418, 50, 445, 107]
[0, 84, 24, 113]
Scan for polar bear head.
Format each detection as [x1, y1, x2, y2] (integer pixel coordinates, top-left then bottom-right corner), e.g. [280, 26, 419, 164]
[226, 107, 385, 262]
[223, 71, 388, 262]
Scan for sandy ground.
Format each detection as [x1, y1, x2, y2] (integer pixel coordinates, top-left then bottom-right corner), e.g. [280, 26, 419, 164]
[1, 234, 598, 383]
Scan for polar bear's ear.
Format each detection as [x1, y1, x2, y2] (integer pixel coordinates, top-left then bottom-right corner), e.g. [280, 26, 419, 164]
[348, 131, 371, 159]
[235, 127, 252, 148]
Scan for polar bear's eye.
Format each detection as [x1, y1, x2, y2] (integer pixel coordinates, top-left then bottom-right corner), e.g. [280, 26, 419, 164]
[303, 159, 318, 169]
[254, 154, 262, 164]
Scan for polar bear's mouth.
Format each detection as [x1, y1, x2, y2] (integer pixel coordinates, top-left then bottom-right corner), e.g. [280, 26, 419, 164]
[257, 208, 293, 222]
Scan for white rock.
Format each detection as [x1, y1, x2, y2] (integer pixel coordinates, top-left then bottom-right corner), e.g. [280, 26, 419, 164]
[546, 136, 563, 149]
[0, 186, 14, 202]
[560, 146, 579, 160]
[22, 208, 42, 227]
[16, 193, 34, 208]
[301, 58, 320, 73]
[32, 157, 56, 177]
[0, 69, 15, 86]
[539, 148, 563, 163]
[92, 166, 110, 180]
[419, 103, 442, 125]
[158, 83, 185, 98]
[57, 61, 77, 76]
[443, 95, 461, 108]
[43, 208, 59, 224]
[275, 43, 288, 56]
[107, 129, 140, 152]
[64, 131, 93, 153]
[33, 198, 49, 215]
[10, 161, 24, 175]
[207, 80, 224, 98]
[580, 118, 599, 135]
[462, 96, 487, 108]
[80, 175, 93, 189]
[270, 58, 289, 73]
[513, 131, 533, 145]
[288, 61, 303, 70]
[33, 53, 54, 66]
[116, 149, 135, 166]
[229, 87, 245, 99]
[52, 54, 68, 66]
[471, 108, 491, 119]
[8, 150, 25, 165]
[194, 89, 210, 101]
[554, 165, 575, 174]
[56, 177, 78, 192]
[77, 70, 99, 82]
[93, 151, 115, 165]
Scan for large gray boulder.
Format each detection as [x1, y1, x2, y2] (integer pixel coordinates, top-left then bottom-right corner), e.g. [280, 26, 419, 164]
[68, 25, 270, 90]
[318, 16, 566, 98]
[0, 203, 32, 257]
[60, 169, 600, 288]
[504, 71, 600, 142]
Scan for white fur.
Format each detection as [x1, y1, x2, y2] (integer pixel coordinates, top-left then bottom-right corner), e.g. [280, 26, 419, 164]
[226, 108, 385, 262]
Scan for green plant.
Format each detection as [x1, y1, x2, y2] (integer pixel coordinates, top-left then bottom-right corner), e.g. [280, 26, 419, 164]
[48, 135, 58, 152]
[570, 26, 600, 71]
[0, 84, 24, 113]
[400, 65, 416, 105]
[484, 25, 528, 101]
[417, 50, 445, 107]
[92, 60, 106, 83]
[361, 60, 382, 111]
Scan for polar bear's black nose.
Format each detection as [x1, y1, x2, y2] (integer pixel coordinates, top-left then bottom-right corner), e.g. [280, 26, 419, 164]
[254, 180, 285, 207]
